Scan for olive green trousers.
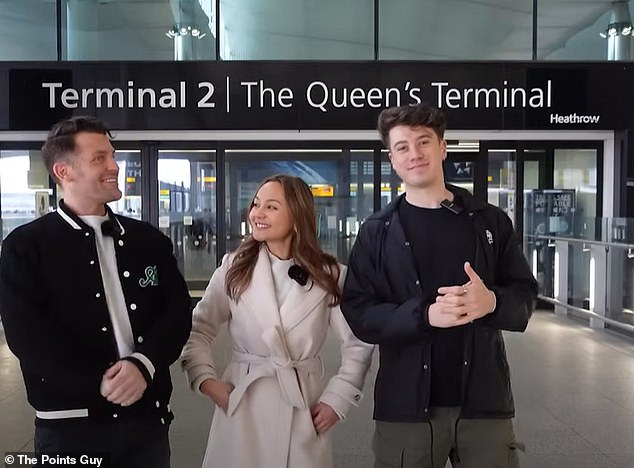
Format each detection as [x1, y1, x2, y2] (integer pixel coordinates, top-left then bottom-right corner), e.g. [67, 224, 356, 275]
[373, 407, 522, 468]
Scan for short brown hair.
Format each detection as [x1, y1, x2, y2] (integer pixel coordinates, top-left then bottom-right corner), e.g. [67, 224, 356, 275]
[377, 104, 446, 147]
[41, 116, 113, 182]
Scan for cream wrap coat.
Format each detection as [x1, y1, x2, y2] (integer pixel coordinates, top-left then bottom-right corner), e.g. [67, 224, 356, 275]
[180, 248, 374, 468]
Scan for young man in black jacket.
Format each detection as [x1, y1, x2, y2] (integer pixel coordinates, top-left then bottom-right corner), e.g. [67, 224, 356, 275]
[341, 104, 537, 468]
[0, 116, 192, 467]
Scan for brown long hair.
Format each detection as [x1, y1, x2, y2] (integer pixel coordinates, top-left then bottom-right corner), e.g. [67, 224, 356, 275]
[225, 174, 341, 306]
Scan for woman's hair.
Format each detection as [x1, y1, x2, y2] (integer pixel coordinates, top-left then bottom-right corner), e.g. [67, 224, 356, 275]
[225, 174, 341, 306]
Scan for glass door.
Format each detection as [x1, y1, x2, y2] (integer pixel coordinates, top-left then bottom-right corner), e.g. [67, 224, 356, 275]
[445, 154, 476, 195]
[521, 149, 553, 297]
[224, 147, 374, 262]
[485, 142, 601, 306]
[487, 148, 517, 225]
[1, 144, 144, 242]
[109, 149, 143, 219]
[0, 147, 52, 241]
[158, 149, 217, 290]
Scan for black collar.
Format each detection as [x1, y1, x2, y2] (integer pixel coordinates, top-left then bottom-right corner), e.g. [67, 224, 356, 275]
[56, 199, 125, 236]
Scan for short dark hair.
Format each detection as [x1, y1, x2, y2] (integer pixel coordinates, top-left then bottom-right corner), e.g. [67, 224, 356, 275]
[41, 116, 112, 182]
[377, 103, 447, 147]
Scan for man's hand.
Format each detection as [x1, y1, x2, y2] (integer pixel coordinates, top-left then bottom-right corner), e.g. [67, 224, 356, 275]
[100, 360, 148, 407]
[199, 378, 234, 413]
[429, 262, 496, 328]
[311, 402, 340, 433]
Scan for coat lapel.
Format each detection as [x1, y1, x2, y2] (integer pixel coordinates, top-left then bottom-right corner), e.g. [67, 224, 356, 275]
[239, 247, 334, 333]
[281, 272, 329, 332]
[240, 247, 283, 333]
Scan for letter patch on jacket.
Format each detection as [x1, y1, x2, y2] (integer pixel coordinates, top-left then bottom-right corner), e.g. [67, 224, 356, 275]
[485, 229, 494, 245]
[139, 265, 158, 287]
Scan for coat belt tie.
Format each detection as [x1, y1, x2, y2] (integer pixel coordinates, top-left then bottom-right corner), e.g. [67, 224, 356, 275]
[226, 326, 323, 416]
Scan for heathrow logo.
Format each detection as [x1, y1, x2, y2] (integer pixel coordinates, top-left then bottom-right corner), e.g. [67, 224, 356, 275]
[550, 113, 601, 124]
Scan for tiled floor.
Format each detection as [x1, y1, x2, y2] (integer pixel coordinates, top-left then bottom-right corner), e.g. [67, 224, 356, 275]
[1, 310, 633, 468]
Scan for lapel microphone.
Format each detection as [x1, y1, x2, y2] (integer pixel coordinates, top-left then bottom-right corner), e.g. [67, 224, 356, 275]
[101, 220, 121, 237]
[440, 199, 463, 215]
[288, 265, 309, 286]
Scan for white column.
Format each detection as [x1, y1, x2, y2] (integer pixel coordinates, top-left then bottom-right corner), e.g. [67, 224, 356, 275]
[605, 1, 632, 61]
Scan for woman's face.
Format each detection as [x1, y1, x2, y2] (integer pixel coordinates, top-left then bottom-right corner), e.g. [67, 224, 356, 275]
[249, 181, 294, 256]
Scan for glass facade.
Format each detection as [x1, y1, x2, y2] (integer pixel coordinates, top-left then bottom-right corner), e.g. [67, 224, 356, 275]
[220, 0, 374, 59]
[0, 0, 632, 61]
[224, 149, 374, 261]
[109, 150, 143, 219]
[0, 1, 632, 332]
[0, 149, 52, 240]
[62, 0, 216, 60]
[379, 0, 533, 60]
[0, 0, 57, 60]
[158, 150, 218, 286]
[539, 1, 634, 60]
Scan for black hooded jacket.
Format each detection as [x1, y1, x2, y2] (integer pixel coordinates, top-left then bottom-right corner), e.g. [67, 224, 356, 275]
[341, 185, 537, 422]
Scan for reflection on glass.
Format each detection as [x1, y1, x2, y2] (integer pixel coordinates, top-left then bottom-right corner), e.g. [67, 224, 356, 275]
[521, 155, 547, 295]
[553, 149, 597, 313]
[62, 0, 215, 60]
[1, 150, 52, 241]
[379, 0, 532, 59]
[445, 158, 474, 197]
[538, 1, 633, 60]
[220, 0, 373, 59]
[0, 1, 57, 60]
[158, 151, 217, 285]
[488, 150, 516, 223]
[108, 151, 142, 220]
[380, 152, 403, 209]
[225, 149, 373, 262]
[554, 149, 597, 239]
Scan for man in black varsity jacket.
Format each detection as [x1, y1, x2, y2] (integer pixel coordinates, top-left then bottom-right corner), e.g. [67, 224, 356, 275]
[0, 116, 192, 467]
[341, 104, 538, 468]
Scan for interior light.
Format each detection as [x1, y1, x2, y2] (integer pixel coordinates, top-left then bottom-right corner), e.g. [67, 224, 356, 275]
[165, 24, 207, 40]
[600, 21, 633, 38]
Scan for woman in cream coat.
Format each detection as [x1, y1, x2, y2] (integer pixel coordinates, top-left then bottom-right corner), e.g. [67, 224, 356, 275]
[181, 175, 373, 468]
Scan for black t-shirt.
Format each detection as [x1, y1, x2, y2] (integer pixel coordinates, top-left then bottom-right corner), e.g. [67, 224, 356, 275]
[399, 197, 475, 406]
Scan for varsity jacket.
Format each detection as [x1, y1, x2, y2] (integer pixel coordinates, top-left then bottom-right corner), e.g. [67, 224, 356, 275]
[341, 185, 538, 422]
[0, 201, 192, 425]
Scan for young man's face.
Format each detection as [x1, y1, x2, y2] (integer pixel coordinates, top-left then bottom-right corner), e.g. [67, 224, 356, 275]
[388, 124, 447, 191]
[59, 132, 122, 210]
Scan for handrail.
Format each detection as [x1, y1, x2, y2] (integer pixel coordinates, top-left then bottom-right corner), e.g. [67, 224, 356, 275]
[528, 234, 634, 250]
[538, 295, 634, 334]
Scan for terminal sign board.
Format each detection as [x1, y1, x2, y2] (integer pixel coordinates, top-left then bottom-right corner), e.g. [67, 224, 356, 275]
[0, 61, 633, 131]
